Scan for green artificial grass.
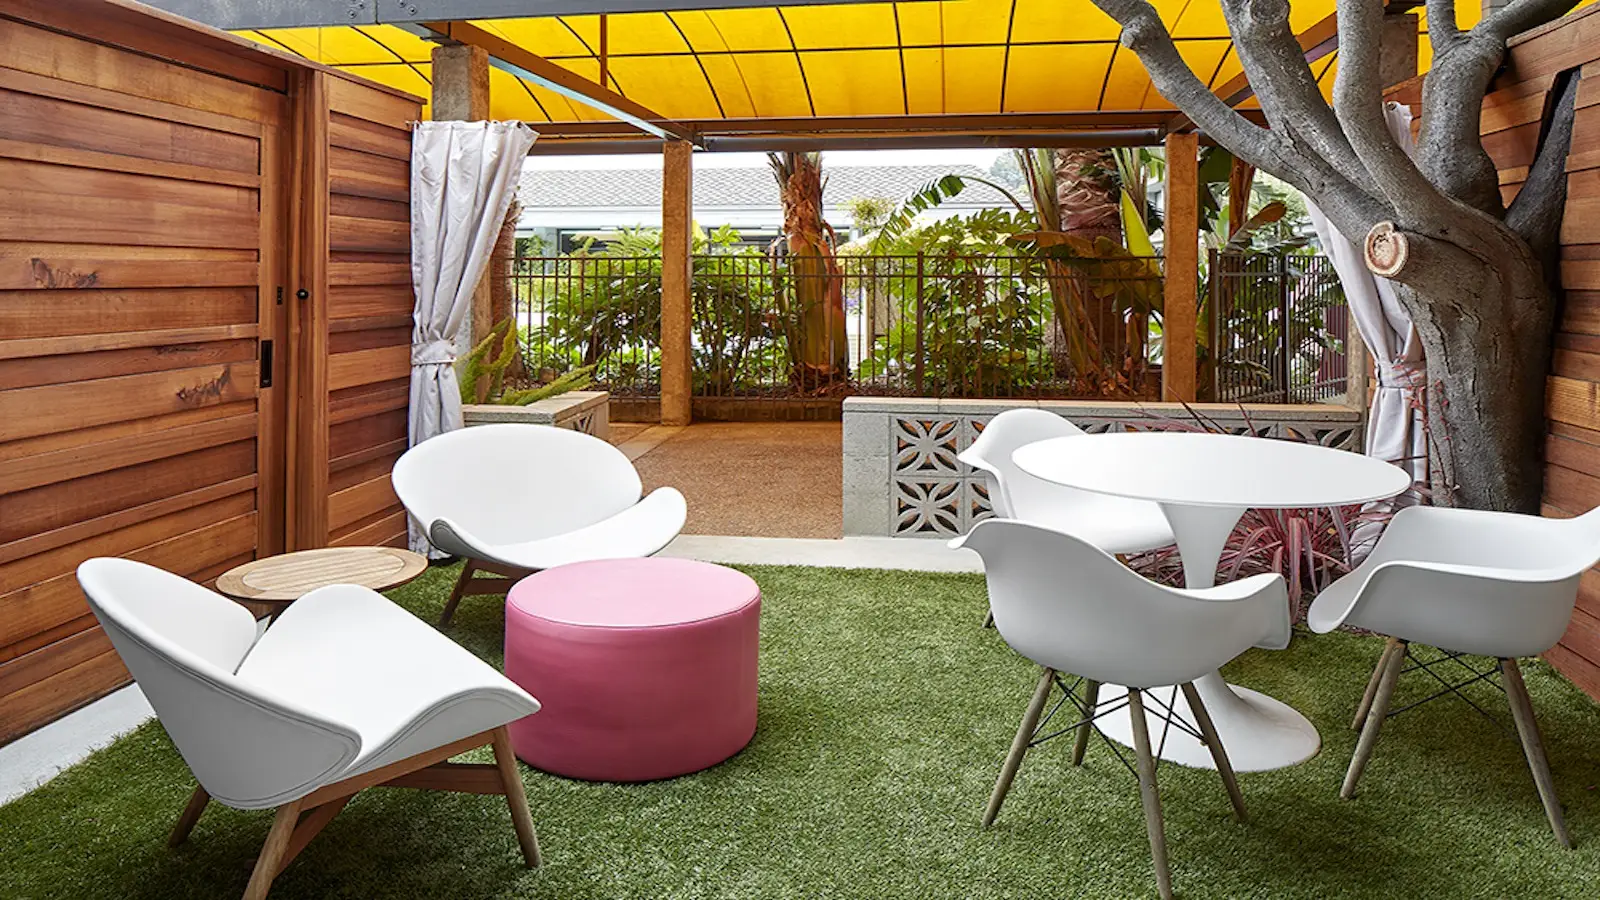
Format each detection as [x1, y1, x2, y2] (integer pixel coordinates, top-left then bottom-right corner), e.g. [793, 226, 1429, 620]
[3, 564, 1600, 899]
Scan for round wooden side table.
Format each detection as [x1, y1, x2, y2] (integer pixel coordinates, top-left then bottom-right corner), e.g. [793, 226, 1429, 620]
[215, 546, 428, 620]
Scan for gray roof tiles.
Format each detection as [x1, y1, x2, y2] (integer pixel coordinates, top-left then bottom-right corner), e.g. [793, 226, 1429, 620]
[518, 162, 1027, 210]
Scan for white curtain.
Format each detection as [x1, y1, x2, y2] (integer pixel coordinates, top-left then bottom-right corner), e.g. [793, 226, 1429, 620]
[408, 120, 538, 555]
[1305, 102, 1427, 488]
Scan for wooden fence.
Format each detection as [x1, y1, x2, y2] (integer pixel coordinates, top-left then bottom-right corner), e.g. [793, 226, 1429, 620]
[1469, 6, 1600, 698]
[0, 0, 419, 744]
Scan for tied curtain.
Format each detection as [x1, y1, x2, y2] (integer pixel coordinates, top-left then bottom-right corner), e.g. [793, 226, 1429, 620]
[408, 120, 538, 555]
[1305, 102, 1427, 490]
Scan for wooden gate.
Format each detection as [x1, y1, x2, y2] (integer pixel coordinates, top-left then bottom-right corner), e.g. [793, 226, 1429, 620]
[0, 2, 421, 743]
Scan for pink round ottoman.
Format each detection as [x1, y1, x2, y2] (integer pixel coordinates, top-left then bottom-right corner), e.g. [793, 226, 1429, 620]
[505, 557, 760, 782]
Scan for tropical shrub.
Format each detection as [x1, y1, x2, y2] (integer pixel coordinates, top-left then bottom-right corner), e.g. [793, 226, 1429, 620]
[526, 225, 792, 395]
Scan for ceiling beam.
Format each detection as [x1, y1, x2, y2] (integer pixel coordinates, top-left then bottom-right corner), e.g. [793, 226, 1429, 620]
[415, 20, 694, 142]
[139, 0, 906, 31]
[529, 129, 1172, 155]
[527, 110, 1269, 139]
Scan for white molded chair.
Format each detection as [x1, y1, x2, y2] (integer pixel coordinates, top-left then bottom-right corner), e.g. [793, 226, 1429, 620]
[956, 409, 1174, 626]
[1308, 505, 1600, 848]
[953, 519, 1287, 900]
[393, 423, 687, 625]
[78, 558, 544, 900]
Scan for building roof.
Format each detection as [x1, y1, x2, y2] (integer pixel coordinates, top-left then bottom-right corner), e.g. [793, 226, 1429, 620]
[225, 2, 1472, 128]
[519, 162, 1024, 211]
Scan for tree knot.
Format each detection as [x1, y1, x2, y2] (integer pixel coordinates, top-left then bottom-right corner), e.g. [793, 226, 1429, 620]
[1364, 221, 1409, 278]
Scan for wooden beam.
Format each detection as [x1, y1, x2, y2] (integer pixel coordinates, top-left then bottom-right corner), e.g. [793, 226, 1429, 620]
[1163, 132, 1200, 404]
[419, 21, 693, 142]
[659, 140, 693, 427]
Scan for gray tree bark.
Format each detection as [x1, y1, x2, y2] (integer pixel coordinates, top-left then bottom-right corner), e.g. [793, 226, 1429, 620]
[1089, 0, 1582, 511]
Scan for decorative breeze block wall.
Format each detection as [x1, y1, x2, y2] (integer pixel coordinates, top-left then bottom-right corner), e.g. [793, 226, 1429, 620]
[843, 398, 1365, 538]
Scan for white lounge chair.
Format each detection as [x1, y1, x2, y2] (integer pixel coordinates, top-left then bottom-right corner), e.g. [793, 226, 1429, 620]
[1308, 504, 1600, 848]
[393, 423, 688, 625]
[77, 558, 544, 900]
[954, 519, 1286, 900]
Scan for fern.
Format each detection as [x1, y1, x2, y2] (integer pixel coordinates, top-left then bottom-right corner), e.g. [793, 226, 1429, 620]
[457, 318, 518, 404]
[500, 365, 596, 406]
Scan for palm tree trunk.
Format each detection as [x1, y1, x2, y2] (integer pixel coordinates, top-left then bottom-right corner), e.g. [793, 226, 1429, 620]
[769, 152, 848, 390]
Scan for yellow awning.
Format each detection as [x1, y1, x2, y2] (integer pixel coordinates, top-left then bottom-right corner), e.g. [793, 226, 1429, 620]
[236, 1, 1487, 125]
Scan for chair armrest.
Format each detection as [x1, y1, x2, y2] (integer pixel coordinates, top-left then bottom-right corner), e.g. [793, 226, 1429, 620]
[1183, 573, 1291, 651]
[954, 448, 997, 476]
[239, 585, 540, 778]
[1187, 572, 1287, 603]
[475, 486, 687, 570]
[1330, 558, 1581, 658]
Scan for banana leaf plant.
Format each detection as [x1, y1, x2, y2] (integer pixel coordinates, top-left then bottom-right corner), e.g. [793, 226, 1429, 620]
[874, 160, 1155, 396]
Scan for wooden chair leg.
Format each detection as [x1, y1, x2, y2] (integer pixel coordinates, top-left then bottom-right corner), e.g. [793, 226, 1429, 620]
[1342, 639, 1406, 800]
[1352, 637, 1401, 731]
[1071, 679, 1100, 766]
[169, 785, 210, 847]
[983, 666, 1055, 827]
[439, 560, 476, 627]
[982, 607, 995, 629]
[242, 799, 305, 900]
[492, 726, 542, 867]
[1501, 658, 1573, 848]
[1181, 682, 1246, 822]
[1127, 689, 1172, 900]
[275, 797, 353, 876]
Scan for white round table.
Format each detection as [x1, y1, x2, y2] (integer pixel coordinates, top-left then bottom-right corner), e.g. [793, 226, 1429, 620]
[1012, 431, 1411, 772]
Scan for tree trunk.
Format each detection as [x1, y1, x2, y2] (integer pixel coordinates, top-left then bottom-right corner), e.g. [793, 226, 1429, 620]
[489, 199, 522, 378]
[1054, 149, 1122, 241]
[1368, 217, 1556, 512]
[770, 152, 848, 389]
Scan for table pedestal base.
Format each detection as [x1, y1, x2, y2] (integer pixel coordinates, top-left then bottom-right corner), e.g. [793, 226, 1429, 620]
[1092, 671, 1320, 772]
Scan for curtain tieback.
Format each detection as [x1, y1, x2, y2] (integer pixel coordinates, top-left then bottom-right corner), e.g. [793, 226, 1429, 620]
[1375, 360, 1425, 390]
[411, 340, 456, 366]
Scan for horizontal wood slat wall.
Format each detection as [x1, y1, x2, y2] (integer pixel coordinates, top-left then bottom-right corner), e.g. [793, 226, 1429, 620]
[0, 7, 284, 743]
[297, 73, 420, 550]
[1486, 5, 1600, 699]
[0, 1, 420, 745]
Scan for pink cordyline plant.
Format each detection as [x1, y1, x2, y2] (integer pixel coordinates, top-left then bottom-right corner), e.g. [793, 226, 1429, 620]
[1121, 406, 1423, 622]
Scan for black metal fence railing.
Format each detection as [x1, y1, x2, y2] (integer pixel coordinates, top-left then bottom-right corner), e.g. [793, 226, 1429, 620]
[1207, 250, 1349, 404]
[841, 253, 1161, 400]
[510, 250, 1344, 405]
[513, 255, 661, 397]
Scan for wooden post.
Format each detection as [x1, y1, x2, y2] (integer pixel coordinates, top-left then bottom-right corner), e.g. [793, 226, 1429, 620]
[660, 140, 694, 426]
[431, 42, 494, 348]
[1163, 132, 1200, 403]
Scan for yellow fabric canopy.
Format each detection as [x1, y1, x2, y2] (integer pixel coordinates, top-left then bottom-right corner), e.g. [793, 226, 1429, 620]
[237, 1, 1485, 124]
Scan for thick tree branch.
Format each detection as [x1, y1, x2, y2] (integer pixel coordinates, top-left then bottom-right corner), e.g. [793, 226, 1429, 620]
[1218, 0, 1377, 196]
[1507, 69, 1580, 269]
[1093, 0, 1284, 170]
[1334, 0, 1455, 226]
[1417, 0, 1577, 215]
[1424, 0, 1460, 48]
[1089, 0, 1391, 239]
[1417, 34, 1513, 215]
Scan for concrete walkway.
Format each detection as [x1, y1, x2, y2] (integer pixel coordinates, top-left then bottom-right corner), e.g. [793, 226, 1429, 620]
[615, 421, 844, 539]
